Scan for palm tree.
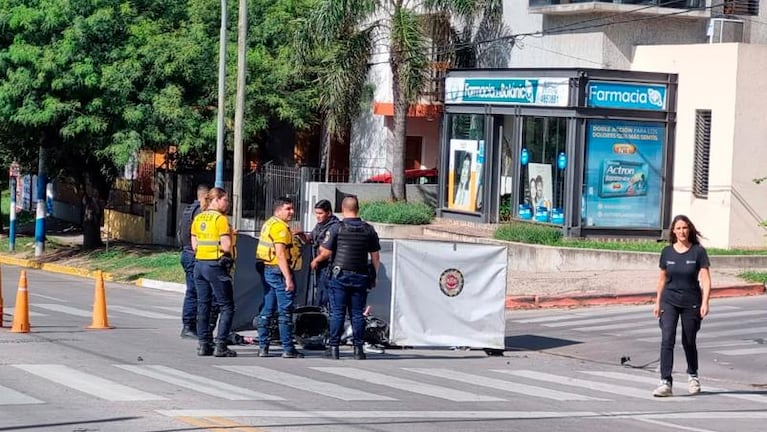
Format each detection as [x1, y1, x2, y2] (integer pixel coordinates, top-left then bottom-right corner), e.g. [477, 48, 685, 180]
[297, 0, 508, 201]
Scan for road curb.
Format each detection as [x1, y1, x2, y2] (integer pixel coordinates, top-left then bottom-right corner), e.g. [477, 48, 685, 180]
[0, 255, 117, 281]
[505, 283, 767, 309]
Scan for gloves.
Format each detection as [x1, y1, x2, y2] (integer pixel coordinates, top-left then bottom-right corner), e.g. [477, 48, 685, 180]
[219, 254, 234, 273]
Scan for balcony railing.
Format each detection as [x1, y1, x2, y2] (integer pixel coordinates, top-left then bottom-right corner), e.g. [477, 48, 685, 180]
[720, 0, 760, 15]
[529, 0, 706, 9]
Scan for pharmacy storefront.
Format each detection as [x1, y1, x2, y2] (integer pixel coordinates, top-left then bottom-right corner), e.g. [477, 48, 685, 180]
[438, 68, 677, 238]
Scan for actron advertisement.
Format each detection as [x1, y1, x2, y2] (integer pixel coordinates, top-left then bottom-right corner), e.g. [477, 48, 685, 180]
[583, 120, 664, 228]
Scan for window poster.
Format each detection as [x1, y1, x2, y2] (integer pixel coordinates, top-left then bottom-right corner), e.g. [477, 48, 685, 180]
[448, 139, 483, 211]
[527, 163, 553, 210]
[583, 120, 664, 228]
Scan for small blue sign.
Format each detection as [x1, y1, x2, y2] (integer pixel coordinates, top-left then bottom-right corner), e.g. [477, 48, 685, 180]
[586, 81, 667, 111]
[521, 148, 529, 166]
[557, 152, 567, 170]
[518, 204, 532, 220]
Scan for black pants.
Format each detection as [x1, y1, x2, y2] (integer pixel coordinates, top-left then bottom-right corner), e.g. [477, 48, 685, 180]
[658, 302, 702, 383]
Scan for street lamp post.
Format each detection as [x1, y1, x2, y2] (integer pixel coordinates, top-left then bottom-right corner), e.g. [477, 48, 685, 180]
[215, 0, 227, 189]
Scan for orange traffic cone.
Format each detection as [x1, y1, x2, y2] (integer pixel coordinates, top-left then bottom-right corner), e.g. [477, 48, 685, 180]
[11, 270, 30, 333]
[87, 271, 113, 329]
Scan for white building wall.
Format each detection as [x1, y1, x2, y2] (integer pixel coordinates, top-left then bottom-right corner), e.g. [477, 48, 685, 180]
[632, 43, 767, 248]
[730, 43, 767, 247]
[351, 108, 390, 182]
[503, 0, 710, 69]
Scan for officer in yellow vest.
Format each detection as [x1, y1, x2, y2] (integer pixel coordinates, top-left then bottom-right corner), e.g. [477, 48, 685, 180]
[256, 196, 304, 358]
[191, 187, 237, 357]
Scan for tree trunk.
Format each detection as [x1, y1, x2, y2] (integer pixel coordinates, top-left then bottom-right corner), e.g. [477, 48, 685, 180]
[82, 194, 103, 250]
[390, 45, 408, 202]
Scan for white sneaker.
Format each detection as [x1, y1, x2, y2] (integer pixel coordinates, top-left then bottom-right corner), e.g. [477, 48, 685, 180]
[363, 343, 384, 354]
[688, 376, 701, 394]
[653, 381, 673, 397]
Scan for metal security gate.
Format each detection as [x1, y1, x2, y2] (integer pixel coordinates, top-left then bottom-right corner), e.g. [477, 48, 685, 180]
[243, 164, 320, 229]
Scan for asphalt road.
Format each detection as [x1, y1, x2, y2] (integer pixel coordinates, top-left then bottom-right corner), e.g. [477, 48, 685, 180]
[1, 266, 766, 432]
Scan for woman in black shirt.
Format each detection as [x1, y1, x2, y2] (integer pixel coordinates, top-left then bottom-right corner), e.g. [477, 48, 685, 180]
[652, 215, 711, 397]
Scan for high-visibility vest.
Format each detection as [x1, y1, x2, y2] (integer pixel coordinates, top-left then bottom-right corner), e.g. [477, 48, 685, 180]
[256, 216, 302, 270]
[192, 210, 230, 260]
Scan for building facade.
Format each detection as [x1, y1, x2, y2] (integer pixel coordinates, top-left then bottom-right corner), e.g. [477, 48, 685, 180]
[353, 0, 767, 248]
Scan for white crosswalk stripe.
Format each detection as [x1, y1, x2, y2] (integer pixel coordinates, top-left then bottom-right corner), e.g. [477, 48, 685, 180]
[312, 367, 504, 402]
[493, 370, 690, 401]
[713, 347, 767, 356]
[581, 370, 767, 403]
[14, 364, 166, 401]
[219, 365, 394, 401]
[5, 363, 766, 408]
[3, 307, 47, 317]
[109, 306, 177, 320]
[32, 303, 92, 317]
[0, 383, 44, 405]
[510, 305, 740, 325]
[541, 312, 651, 328]
[404, 368, 604, 401]
[116, 365, 283, 400]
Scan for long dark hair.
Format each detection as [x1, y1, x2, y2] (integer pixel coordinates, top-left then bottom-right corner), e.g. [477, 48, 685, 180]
[668, 214, 702, 245]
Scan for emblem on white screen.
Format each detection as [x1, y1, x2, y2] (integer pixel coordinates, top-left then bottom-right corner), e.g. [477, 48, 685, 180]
[439, 268, 465, 297]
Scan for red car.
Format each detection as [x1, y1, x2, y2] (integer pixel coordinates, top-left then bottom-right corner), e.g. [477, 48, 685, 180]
[363, 168, 438, 184]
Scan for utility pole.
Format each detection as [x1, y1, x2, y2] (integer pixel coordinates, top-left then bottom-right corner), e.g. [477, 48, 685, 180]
[215, 0, 228, 189]
[34, 146, 46, 257]
[232, 0, 247, 229]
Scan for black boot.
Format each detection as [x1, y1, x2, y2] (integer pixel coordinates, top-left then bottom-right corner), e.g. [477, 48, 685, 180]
[213, 342, 237, 357]
[353, 345, 366, 360]
[282, 349, 304, 359]
[197, 342, 213, 356]
[180, 325, 197, 339]
[325, 346, 340, 359]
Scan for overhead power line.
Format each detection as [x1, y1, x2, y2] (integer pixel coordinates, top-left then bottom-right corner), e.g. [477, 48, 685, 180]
[364, 1, 725, 67]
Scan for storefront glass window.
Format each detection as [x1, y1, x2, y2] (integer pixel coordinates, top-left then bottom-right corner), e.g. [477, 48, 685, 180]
[518, 117, 567, 224]
[499, 116, 515, 221]
[582, 120, 664, 228]
[446, 114, 485, 213]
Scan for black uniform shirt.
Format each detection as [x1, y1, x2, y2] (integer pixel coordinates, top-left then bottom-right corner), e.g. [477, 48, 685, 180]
[659, 243, 710, 307]
[321, 217, 381, 260]
[310, 214, 339, 268]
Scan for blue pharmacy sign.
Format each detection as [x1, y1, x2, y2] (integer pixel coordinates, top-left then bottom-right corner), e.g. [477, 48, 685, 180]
[586, 81, 667, 111]
[583, 120, 665, 228]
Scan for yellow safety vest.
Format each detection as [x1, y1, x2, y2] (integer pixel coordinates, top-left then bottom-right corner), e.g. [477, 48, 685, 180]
[256, 216, 302, 270]
[192, 210, 231, 260]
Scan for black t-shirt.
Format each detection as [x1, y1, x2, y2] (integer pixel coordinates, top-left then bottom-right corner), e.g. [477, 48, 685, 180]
[659, 243, 710, 307]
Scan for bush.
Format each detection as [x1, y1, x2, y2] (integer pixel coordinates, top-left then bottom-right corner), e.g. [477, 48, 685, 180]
[359, 201, 435, 225]
[494, 221, 562, 245]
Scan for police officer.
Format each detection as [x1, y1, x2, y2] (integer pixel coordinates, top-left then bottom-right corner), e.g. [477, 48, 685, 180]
[256, 196, 304, 359]
[303, 199, 339, 308]
[178, 184, 209, 339]
[312, 195, 380, 360]
[191, 187, 237, 357]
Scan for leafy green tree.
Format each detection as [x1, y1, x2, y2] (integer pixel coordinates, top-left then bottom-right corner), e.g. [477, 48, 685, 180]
[0, 0, 223, 187]
[296, 0, 507, 201]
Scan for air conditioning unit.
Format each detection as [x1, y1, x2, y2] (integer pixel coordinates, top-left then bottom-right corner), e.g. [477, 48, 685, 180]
[707, 18, 745, 43]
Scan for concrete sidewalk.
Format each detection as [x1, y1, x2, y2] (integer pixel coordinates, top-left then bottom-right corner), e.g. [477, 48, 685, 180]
[425, 222, 765, 308]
